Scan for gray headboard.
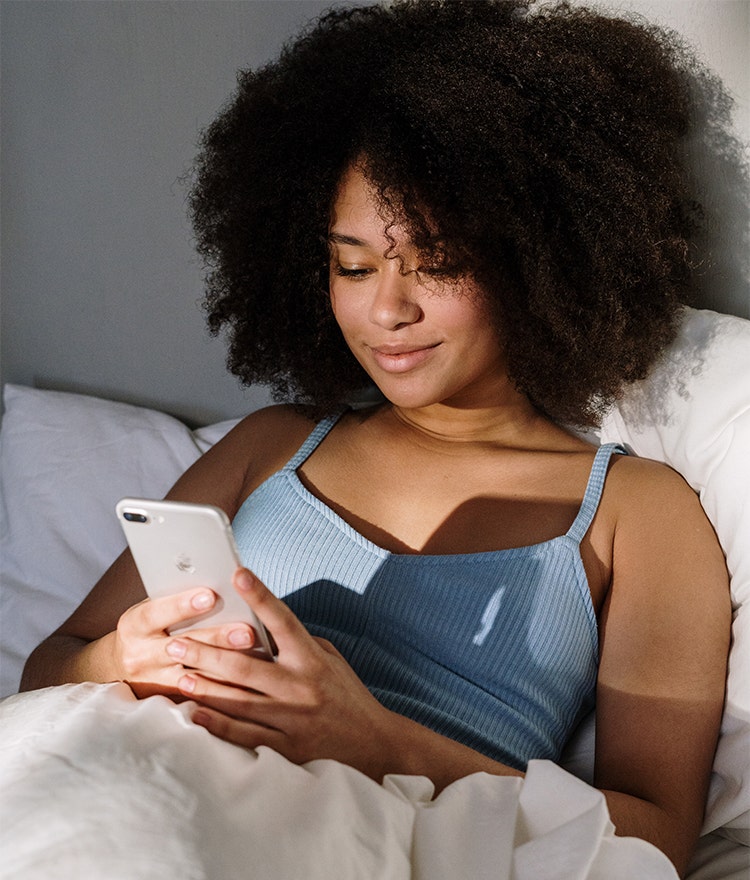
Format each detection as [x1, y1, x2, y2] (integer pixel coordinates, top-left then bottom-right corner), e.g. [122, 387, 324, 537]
[2, 0, 748, 427]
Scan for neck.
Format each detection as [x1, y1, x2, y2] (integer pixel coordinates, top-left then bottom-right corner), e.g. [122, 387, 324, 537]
[388, 395, 550, 447]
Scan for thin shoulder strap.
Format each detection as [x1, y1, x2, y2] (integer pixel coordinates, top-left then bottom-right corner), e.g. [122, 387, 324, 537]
[284, 410, 347, 471]
[566, 443, 628, 543]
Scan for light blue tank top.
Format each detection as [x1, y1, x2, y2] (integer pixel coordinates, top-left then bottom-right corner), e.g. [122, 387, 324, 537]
[232, 412, 625, 770]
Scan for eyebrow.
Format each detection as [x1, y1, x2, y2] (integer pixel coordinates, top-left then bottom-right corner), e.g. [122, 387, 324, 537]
[327, 231, 369, 247]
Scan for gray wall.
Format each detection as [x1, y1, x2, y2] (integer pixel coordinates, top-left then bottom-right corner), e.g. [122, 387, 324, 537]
[1, 0, 335, 425]
[2, 0, 748, 426]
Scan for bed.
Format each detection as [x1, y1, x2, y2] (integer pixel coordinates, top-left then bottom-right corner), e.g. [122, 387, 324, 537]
[0, 305, 748, 879]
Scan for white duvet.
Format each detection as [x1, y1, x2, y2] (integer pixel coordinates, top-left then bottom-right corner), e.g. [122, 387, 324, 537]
[0, 683, 678, 880]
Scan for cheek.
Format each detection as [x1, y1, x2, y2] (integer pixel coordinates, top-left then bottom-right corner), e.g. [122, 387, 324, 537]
[328, 283, 343, 324]
[329, 285, 361, 334]
[444, 297, 504, 363]
[329, 286, 344, 326]
[439, 293, 491, 335]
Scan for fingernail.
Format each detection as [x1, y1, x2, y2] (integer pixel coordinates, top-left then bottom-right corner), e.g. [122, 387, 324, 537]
[192, 591, 214, 610]
[228, 628, 251, 648]
[166, 640, 187, 659]
[179, 675, 196, 694]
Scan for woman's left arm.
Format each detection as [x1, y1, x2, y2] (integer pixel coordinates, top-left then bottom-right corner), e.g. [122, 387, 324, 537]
[594, 458, 731, 877]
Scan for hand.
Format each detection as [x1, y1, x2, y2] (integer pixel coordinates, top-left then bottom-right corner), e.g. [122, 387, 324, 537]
[113, 588, 258, 699]
[174, 568, 397, 779]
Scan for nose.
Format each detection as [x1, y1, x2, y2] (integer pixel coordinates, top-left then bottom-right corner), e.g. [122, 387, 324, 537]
[369, 264, 423, 330]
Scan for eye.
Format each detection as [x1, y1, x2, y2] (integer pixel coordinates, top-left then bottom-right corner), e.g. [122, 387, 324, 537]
[332, 264, 374, 280]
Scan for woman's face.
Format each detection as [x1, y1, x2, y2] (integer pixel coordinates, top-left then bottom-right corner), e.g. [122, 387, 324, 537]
[328, 166, 507, 412]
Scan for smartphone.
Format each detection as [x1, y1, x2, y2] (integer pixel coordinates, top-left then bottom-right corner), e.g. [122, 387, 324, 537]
[116, 497, 275, 659]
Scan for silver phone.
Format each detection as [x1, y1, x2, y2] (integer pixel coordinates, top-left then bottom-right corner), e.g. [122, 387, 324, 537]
[116, 497, 275, 658]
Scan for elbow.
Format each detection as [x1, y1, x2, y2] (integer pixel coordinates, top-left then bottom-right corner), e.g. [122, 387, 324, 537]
[19, 640, 51, 692]
[603, 790, 703, 878]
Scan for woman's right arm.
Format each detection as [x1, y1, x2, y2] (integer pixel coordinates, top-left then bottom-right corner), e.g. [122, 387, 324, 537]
[19, 405, 315, 694]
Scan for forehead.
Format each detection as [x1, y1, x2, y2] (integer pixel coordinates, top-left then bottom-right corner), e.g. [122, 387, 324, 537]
[329, 165, 408, 249]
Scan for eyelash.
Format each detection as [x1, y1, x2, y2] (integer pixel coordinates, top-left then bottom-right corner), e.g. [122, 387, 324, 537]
[332, 265, 372, 279]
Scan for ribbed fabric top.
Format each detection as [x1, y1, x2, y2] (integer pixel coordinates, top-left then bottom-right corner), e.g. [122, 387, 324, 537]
[232, 413, 625, 770]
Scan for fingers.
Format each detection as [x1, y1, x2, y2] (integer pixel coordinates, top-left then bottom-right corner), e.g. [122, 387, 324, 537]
[127, 588, 218, 637]
[125, 589, 259, 649]
[192, 706, 287, 752]
[181, 622, 256, 651]
[166, 633, 286, 695]
[181, 666, 315, 753]
[233, 568, 308, 655]
[166, 637, 246, 683]
[115, 589, 260, 695]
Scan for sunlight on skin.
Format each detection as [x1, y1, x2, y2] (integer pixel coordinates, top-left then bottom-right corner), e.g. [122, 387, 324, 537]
[327, 165, 526, 428]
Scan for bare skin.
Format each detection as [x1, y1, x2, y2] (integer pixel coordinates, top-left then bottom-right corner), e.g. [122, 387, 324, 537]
[21, 167, 730, 877]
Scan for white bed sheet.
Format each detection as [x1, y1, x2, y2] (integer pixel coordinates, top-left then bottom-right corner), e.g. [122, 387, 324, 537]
[686, 834, 750, 880]
[0, 682, 680, 880]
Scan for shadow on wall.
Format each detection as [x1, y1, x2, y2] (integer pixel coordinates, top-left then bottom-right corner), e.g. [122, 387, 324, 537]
[686, 58, 750, 319]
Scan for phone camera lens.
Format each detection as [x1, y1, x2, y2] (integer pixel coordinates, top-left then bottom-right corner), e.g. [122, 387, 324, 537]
[123, 512, 148, 523]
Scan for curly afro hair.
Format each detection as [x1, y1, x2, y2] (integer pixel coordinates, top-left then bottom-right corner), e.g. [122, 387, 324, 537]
[190, 0, 713, 426]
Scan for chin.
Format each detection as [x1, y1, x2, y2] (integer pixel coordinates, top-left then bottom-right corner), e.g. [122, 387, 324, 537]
[372, 380, 450, 411]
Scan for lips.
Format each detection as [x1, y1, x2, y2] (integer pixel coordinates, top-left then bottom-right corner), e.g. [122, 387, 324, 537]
[369, 342, 440, 374]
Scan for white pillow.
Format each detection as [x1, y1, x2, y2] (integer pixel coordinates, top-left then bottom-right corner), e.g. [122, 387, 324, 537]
[598, 307, 750, 844]
[0, 385, 237, 698]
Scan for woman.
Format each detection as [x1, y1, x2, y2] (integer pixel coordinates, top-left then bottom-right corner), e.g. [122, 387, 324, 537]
[21, 2, 731, 875]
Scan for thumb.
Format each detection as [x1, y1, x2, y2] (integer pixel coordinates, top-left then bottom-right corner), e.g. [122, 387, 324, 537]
[233, 567, 308, 654]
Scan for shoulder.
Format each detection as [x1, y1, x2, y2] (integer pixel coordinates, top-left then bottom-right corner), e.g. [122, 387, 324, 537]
[587, 450, 705, 550]
[599, 451, 729, 646]
[602, 451, 710, 528]
[231, 403, 319, 446]
[167, 405, 319, 516]
[223, 404, 320, 484]
[589, 451, 729, 622]
[600, 451, 725, 574]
